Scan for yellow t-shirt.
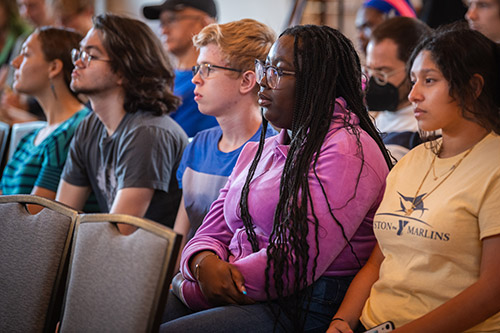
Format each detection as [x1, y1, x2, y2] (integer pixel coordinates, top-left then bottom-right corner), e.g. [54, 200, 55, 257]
[361, 132, 500, 332]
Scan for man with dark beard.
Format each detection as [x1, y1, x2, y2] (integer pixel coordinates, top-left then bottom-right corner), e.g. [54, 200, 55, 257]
[56, 14, 188, 233]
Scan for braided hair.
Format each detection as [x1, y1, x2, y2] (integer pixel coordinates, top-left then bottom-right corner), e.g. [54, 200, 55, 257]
[239, 25, 392, 330]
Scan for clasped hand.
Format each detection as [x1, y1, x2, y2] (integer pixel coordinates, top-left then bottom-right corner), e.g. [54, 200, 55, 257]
[196, 254, 255, 306]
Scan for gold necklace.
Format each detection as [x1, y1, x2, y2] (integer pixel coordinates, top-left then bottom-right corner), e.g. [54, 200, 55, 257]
[432, 160, 456, 181]
[405, 146, 474, 216]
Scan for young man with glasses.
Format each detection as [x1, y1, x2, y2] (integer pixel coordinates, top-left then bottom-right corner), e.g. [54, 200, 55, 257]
[171, 19, 277, 267]
[364, 17, 431, 161]
[56, 13, 188, 234]
[142, 0, 218, 137]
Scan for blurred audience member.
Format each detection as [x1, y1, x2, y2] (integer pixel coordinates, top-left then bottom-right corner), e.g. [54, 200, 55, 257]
[143, 0, 219, 137]
[50, 0, 94, 35]
[0, 0, 31, 70]
[57, 14, 188, 234]
[1, 0, 52, 123]
[356, 0, 416, 55]
[1, 27, 89, 207]
[466, 0, 500, 42]
[0, 0, 31, 122]
[364, 17, 432, 161]
[17, 0, 54, 28]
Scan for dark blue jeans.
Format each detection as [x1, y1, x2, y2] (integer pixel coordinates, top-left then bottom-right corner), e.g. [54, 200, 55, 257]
[160, 275, 354, 333]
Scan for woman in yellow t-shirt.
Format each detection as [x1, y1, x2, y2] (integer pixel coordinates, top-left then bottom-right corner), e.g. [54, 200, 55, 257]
[328, 24, 500, 333]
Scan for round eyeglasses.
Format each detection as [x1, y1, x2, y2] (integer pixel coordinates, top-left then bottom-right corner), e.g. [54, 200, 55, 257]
[71, 48, 111, 68]
[192, 63, 242, 79]
[362, 66, 405, 86]
[255, 59, 295, 90]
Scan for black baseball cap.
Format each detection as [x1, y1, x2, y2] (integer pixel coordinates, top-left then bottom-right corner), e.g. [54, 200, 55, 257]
[143, 0, 217, 20]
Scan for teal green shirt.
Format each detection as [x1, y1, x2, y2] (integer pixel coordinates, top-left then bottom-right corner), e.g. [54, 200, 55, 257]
[1, 108, 90, 194]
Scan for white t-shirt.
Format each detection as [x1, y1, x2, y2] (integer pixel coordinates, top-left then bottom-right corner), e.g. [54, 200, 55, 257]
[361, 132, 500, 332]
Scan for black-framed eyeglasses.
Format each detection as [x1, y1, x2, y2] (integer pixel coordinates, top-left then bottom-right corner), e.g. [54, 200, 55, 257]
[192, 63, 242, 79]
[161, 15, 202, 27]
[71, 48, 111, 68]
[255, 59, 295, 89]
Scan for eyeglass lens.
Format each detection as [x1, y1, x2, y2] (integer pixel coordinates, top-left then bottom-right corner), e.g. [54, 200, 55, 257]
[192, 65, 210, 78]
[255, 61, 278, 89]
[71, 49, 89, 67]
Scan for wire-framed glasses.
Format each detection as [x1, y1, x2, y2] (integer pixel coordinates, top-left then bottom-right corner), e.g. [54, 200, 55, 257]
[192, 63, 242, 79]
[71, 48, 111, 68]
[362, 66, 405, 86]
[255, 59, 295, 89]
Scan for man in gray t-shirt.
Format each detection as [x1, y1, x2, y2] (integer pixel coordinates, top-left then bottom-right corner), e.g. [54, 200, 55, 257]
[56, 14, 188, 232]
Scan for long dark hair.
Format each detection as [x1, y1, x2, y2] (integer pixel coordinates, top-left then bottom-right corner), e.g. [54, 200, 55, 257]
[93, 14, 180, 115]
[239, 25, 392, 330]
[408, 23, 500, 135]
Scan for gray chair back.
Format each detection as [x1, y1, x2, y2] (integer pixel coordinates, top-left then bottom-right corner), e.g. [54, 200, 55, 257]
[59, 213, 181, 333]
[0, 195, 78, 333]
[7, 120, 46, 161]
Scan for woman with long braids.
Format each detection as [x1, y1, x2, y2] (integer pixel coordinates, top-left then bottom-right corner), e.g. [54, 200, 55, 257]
[328, 24, 500, 333]
[161, 25, 391, 332]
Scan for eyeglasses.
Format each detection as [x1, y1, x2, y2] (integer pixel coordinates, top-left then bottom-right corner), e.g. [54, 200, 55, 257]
[192, 63, 242, 79]
[161, 15, 202, 27]
[255, 59, 295, 89]
[362, 65, 405, 86]
[71, 48, 110, 68]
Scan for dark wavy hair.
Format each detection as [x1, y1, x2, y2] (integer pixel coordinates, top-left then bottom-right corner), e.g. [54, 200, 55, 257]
[408, 23, 500, 136]
[37, 26, 82, 99]
[93, 14, 181, 115]
[239, 25, 392, 331]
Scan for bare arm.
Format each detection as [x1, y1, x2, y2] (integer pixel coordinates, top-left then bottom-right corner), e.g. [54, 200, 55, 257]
[27, 186, 56, 214]
[328, 243, 384, 333]
[173, 196, 190, 271]
[56, 179, 91, 211]
[393, 234, 500, 333]
[109, 187, 154, 235]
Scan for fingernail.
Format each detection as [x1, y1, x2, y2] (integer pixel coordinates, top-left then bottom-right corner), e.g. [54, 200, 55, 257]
[242, 290, 247, 295]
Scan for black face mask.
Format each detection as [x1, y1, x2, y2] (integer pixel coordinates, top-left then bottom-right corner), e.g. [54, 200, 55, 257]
[365, 76, 400, 111]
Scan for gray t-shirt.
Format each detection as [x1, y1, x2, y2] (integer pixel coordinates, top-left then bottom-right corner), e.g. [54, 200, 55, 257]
[62, 110, 188, 228]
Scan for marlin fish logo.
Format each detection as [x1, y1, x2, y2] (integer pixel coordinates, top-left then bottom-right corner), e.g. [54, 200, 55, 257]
[397, 192, 428, 217]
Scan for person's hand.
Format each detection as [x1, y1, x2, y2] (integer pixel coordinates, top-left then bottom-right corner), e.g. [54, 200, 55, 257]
[326, 318, 354, 333]
[195, 253, 255, 306]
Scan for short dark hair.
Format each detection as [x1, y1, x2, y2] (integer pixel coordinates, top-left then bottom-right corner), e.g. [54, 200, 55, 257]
[93, 13, 181, 115]
[37, 26, 82, 98]
[408, 22, 500, 134]
[370, 16, 432, 62]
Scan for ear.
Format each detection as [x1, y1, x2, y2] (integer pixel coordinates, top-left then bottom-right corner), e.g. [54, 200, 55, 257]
[470, 73, 484, 99]
[116, 71, 124, 86]
[239, 70, 257, 95]
[48, 59, 63, 79]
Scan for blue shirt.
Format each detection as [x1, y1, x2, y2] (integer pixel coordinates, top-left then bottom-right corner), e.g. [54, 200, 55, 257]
[177, 124, 278, 239]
